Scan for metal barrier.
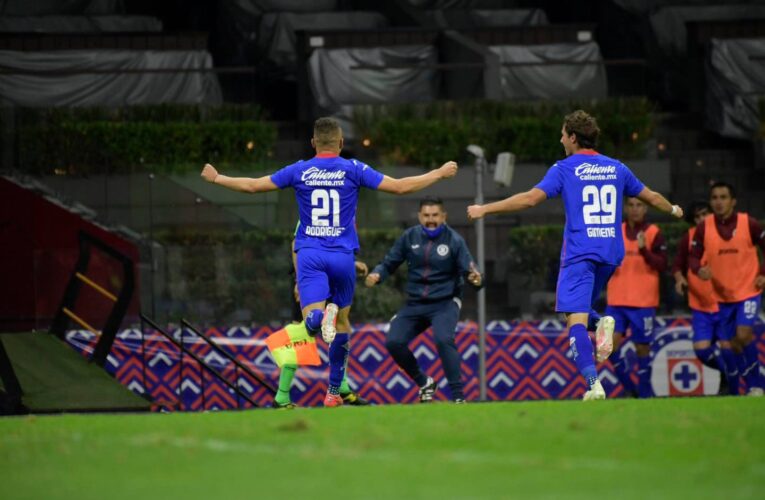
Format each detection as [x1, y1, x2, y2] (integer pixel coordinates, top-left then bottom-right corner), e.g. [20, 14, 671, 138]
[181, 318, 277, 396]
[50, 230, 135, 367]
[139, 314, 260, 410]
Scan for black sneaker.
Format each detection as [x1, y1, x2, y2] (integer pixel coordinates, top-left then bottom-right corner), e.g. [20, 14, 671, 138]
[418, 377, 436, 403]
[454, 398, 466, 404]
[272, 400, 296, 409]
[341, 391, 370, 406]
[717, 376, 730, 396]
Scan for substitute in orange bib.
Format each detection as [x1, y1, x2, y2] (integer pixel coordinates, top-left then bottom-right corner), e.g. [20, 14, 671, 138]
[606, 197, 668, 398]
[689, 182, 765, 396]
[673, 201, 732, 394]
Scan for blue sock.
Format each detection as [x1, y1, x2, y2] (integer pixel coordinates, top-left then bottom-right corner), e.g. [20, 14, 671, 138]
[609, 350, 636, 395]
[569, 324, 598, 388]
[695, 346, 720, 371]
[305, 308, 324, 334]
[587, 310, 601, 332]
[637, 355, 653, 398]
[721, 348, 740, 395]
[742, 342, 762, 390]
[328, 333, 349, 393]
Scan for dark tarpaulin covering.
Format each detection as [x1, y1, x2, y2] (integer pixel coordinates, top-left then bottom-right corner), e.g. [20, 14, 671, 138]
[489, 42, 607, 100]
[223, 0, 337, 15]
[705, 38, 765, 139]
[469, 9, 548, 27]
[0, 50, 222, 106]
[649, 4, 765, 55]
[215, 0, 339, 65]
[308, 45, 437, 137]
[259, 12, 388, 68]
[404, 0, 514, 7]
[308, 45, 437, 109]
[0, 15, 162, 33]
[423, 8, 548, 29]
[613, 0, 765, 15]
[0, 0, 123, 16]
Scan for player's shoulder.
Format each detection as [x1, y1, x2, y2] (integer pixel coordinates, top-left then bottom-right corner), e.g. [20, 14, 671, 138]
[276, 159, 305, 174]
[345, 157, 377, 173]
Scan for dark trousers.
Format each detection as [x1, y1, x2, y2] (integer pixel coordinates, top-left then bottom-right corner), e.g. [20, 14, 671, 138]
[385, 298, 463, 400]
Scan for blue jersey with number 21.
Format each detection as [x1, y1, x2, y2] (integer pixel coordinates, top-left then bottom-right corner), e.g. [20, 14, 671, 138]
[270, 154, 384, 253]
[535, 151, 645, 267]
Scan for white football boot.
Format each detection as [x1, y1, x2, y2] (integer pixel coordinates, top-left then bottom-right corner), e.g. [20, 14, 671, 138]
[321, 303, 339, 344]
[595, 316, 616, 362]
[583, 379, 606, 401]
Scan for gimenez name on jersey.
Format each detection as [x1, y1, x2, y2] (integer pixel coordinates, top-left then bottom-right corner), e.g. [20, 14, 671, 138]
[587, 227, 616, 238]
[301, 167, 346, 187]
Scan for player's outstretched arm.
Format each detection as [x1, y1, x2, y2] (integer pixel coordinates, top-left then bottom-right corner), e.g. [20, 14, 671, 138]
[467, 188, 546, 220]
[377, 161, 458, 195]
[636, 187, 683, 219]
[201, 163, 278, 193]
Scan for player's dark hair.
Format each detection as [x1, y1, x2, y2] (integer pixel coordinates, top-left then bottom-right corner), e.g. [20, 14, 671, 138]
[563, 110, 600, 149]
[686, 200, 710, 225]
[313, 117, 342, 148]
[710, 181, 736, 199]
[419, 196, 444, 210]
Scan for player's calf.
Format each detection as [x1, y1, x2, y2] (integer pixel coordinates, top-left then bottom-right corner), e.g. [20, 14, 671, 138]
[305, 308, 324, 337]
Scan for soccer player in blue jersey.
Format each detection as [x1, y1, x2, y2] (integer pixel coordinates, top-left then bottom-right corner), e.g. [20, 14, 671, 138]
[202, 117, 458, 407]
[467, 110, 683, 400]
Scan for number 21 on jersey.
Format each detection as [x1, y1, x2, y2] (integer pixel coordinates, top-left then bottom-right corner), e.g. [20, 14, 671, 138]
[582, 184, 617, 225]
[311, 189, 340, 227]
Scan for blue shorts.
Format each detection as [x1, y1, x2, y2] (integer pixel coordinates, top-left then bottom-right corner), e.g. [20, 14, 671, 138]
[718, 294, 762, 339]
[604, 305, 655, 344]
[690, 309, 723, 343]
[295, 248, 355, 309]
[556, 260, 617, 314]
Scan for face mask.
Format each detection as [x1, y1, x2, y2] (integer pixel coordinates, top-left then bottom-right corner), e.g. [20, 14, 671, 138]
[421, 224, 445, 239]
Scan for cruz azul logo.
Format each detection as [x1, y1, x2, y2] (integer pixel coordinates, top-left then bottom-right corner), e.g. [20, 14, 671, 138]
[651, 329, 720, 396]
[574, 163, 617, 181]
[667, 358, 704, 396]
[301, 167, 346, 187]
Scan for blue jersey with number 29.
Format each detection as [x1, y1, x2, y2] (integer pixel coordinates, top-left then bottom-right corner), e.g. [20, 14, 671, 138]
[270, 154, 384, 253]
[535, 151, 645, 267]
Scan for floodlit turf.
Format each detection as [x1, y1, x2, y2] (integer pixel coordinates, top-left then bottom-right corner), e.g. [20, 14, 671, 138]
[1, 397, 763, 499]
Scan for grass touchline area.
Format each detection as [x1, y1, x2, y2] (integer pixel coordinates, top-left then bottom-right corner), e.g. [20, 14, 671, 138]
[1, 397, 763, 500]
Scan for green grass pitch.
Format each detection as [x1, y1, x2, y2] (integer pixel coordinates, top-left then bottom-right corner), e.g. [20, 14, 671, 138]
[1, 397, 763, 499]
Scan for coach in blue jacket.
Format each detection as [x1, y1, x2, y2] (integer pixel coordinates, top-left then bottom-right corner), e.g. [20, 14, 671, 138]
[365, 196, 483, 403]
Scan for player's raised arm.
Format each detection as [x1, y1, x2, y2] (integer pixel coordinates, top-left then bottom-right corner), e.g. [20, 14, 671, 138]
[201, 163, 278, 193]
[467, 188, 547, 220]
[377, 161, 458, 195]
[636, 187, 683, 219]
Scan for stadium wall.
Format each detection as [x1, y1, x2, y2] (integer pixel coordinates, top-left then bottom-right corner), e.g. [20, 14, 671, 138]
[63, 316, 765, 409]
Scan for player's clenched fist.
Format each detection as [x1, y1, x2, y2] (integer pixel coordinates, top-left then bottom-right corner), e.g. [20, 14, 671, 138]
[365, 272, 381, 288]
[670, 204, 684, 219]
[467, 204, 485, 221]
[201, 163, 219, 183]
[438, 161, 458, 179]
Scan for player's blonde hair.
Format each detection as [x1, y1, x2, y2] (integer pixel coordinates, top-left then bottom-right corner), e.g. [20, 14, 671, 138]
[563, 110, 600, 149]
[313, 117, 342, 149]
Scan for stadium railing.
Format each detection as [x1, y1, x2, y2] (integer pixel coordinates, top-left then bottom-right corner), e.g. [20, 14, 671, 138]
[49, 230, 135, 367]
[139, 314, 261, 410]
[181, 318, 277, 396]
